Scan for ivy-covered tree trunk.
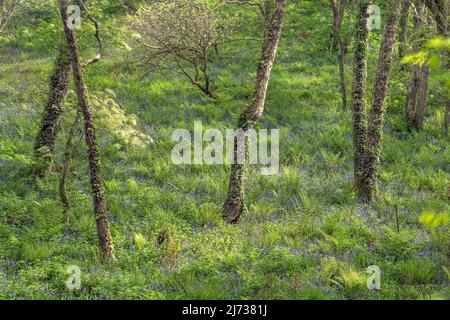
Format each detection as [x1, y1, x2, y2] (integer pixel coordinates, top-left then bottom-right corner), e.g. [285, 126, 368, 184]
[33, 44, 70, 177]
[59, 0, 116, 261]
[222, 0, 286, 224]
[360, 0, 404, 202]
[351, 0, 371, 202]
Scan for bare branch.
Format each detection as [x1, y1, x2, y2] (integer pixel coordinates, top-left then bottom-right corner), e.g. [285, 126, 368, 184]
[79, 0, 103, 67]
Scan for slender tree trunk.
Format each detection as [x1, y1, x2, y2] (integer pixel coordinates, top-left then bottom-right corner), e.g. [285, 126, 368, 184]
[338, 22, 347, 110]
[351, 0, 371, 201]
[33, 44, 71, 177]
[222, 0, 286, 224]
[445, 102, 450, 136]
[330, 0, 347, 53]
[60, 112, 80, 214]
[398, 1, 411, 62]
[342, 0, 358, 53]
[330, 1, 339, 52]
[59, 0, 116, 261]
[406, 0, 427, 131]
[202, 66, 212, 97]
[360, 0, 404, 202]
[330, 0, 348, 109]
[416, 64, 430, 130]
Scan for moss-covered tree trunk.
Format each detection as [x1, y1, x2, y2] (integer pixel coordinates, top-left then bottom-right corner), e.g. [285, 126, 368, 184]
[59, 0, 116, 261]
[222, 0, 286, 224]
[33, 45, 71, 177]
[351, 0, 371, 201]
[360, 0, 404, 202]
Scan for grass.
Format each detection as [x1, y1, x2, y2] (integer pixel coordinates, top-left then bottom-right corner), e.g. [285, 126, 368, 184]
[0, 1, 448, 300]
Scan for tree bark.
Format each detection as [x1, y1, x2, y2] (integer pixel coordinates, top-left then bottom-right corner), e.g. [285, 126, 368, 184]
[33, 44, 71, 177]
[351, 0, 371, 201]
[59, 0, 116, 261]
[222, 0, 286, 224]
[416, 64, 430, 130]
[360, 0, 404, 202]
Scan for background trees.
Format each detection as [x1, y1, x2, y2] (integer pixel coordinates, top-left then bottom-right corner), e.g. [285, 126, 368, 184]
[406, 0, 429, 132]
[401, 0, 449, 134]
[128, 0, 229, 97]
[0, 0, 23, 34]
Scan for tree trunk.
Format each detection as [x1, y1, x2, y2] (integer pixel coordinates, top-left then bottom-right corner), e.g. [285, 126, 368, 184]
[406, 0, 427, 131]
[398, 1, 411, 62]
[330, 0, 347, 53]
[222, 0, 286, 224]
[119, 0, 136, 14]
[33, 44, 71, 177]
[59, 0, 116, 261]
[416, 64, 430, 130]
[445, 101, 450, 136]
[360, 0, 404, 202]
[60, 112, 80, 214]
[330, 1, 339, 52]
[338, 40, 347, 110]
[426, 0, 449, 135]
[351, 0, 371, 201]
[425, 0, 448, 35]
[330, 0, 348, 110]
[406, 64, 422, 130]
